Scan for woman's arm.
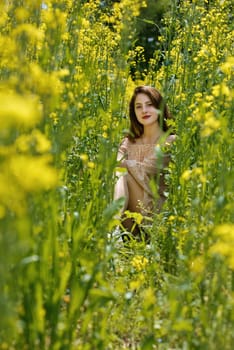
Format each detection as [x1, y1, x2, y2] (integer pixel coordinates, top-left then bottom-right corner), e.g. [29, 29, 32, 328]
[114, 138, 129, 211]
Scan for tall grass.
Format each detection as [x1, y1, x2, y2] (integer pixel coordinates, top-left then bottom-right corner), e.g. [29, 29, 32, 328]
[0, 0, 233, 349]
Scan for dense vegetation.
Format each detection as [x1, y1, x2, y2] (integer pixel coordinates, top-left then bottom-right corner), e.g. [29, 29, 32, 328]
[0, 0, 233, 349]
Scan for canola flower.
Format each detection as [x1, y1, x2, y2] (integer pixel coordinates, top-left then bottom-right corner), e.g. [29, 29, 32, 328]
[124, 210, 143, 225]
[201, 112, 221, 138]
[131, 255, 149, 271]
[0, 92, 41, 128]
[0, 149, 57, 215]
[129, 273, 145, 290]
[190, 256, 205, 275]
[142, 287, 156, 309]
[8, 154, 57, 192]
[15, 129, 51, 154]
[209, 224, 234, 270]
[220, 56, 234, 77]
[180, 167, 206, 183]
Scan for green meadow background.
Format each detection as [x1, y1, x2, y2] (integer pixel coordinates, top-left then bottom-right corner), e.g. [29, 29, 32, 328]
[0, 0, 233, 349]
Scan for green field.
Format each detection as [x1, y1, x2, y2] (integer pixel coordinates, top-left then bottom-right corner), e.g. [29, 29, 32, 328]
[0, 0, 233, 349]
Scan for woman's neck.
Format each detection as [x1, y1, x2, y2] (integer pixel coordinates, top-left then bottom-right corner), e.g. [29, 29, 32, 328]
[142, 123, 164, 144]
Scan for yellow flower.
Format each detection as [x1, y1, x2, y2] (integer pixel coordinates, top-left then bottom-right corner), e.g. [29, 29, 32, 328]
[142, 287, 156, 309]
[15, 7, 30, 21]
[0, 36, 17, 69]
[181, 169, 191, 181]
[181, 167, 206, 183]
[212, 83, 232, 99]
[61, 32, 69, 42]
[0, 205, 6, 219]
[63, 294, 70, 304]
[129, 279, 141, 290]
[194, 92, 203, 100]
[12, 23, 45, 44]
[193, 167, 202, 176]
[15, 130, 51, 153]
[80, 154, 88, 162]
[81, 18, 90, 29]
[131, 255, 148, 271]
[0, 92, 41, 128]
[28, 63, 65, 97]
[220, 56, 234, 76]
[8, 154, 58, 192]
[87, 161, 95, 169]
[190, 256, 205, 274]
[209, 224, 234, 270]
[124, 211, 143, 225]
[77, 102, 84, 109]
[214, 224, 234, 238]
[49, 112, 59, 125]
[201, 112, 221, 137]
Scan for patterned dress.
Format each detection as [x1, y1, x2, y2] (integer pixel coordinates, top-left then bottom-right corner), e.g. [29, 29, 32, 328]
[115, 135, 175, 217]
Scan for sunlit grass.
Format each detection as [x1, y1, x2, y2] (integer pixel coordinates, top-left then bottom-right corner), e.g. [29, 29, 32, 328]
[0, 0, 233, 349]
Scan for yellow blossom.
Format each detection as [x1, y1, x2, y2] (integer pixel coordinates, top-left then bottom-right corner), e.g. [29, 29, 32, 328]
[15, 7, 30, 21]
[80, 154, 88, 162]
[220, 56, 234, 76]
[0, 205, 6, 219]
[192, 167, 202, 176]
[194, 92, 203, 100]
[181, 169, 191, 181]
[87, 161, 95, 169]
[190, 256, 205, 274]
[81, 18, 90, 29]
[77, 102, 83, 109]
[0, 92, 41, 128]
[61, 32, 69, 42]
[201, 112, 221, 137]
[129, 279, 141, 290]
[142, 287, 156, 309]
[180, 167, 206, 183]
[8, 154, 58, 192]
[124, 210, 143, 225]
[49, 112, 59, 125]
[28, 63, 65, 97]
[0, 36, 17, 69]
[63, 294, 70, 304]
[209, 224, 234, 270]
[15, 130, 51, 153]
[131, 255, 148, 271]
[12, 23, 45, 44]
[212, 83, 232, 98]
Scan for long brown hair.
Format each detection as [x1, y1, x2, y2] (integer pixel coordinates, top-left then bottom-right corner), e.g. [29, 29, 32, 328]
[128, 86, 173, 141]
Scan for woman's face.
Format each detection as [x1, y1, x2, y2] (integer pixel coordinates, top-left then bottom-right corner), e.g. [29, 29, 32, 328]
[134, 93, 159, 127]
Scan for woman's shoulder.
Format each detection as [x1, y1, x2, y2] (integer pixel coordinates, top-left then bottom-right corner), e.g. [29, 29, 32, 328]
[119, 137, 129, 146]
[118, 137, 131, 153]
[165, 134, 176, 144]
[119, 136, 137, 147]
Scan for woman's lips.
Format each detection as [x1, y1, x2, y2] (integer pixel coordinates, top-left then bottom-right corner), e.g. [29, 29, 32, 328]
[142, 115, 151, 119]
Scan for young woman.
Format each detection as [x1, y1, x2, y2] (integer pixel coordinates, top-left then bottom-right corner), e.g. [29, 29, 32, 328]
[114, 85, 176, 240]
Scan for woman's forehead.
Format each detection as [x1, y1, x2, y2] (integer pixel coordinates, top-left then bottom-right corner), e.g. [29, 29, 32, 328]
[135, 93, 151, 103]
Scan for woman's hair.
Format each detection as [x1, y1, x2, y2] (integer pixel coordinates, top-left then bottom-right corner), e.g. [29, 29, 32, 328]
[128, 85, 173, 141]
